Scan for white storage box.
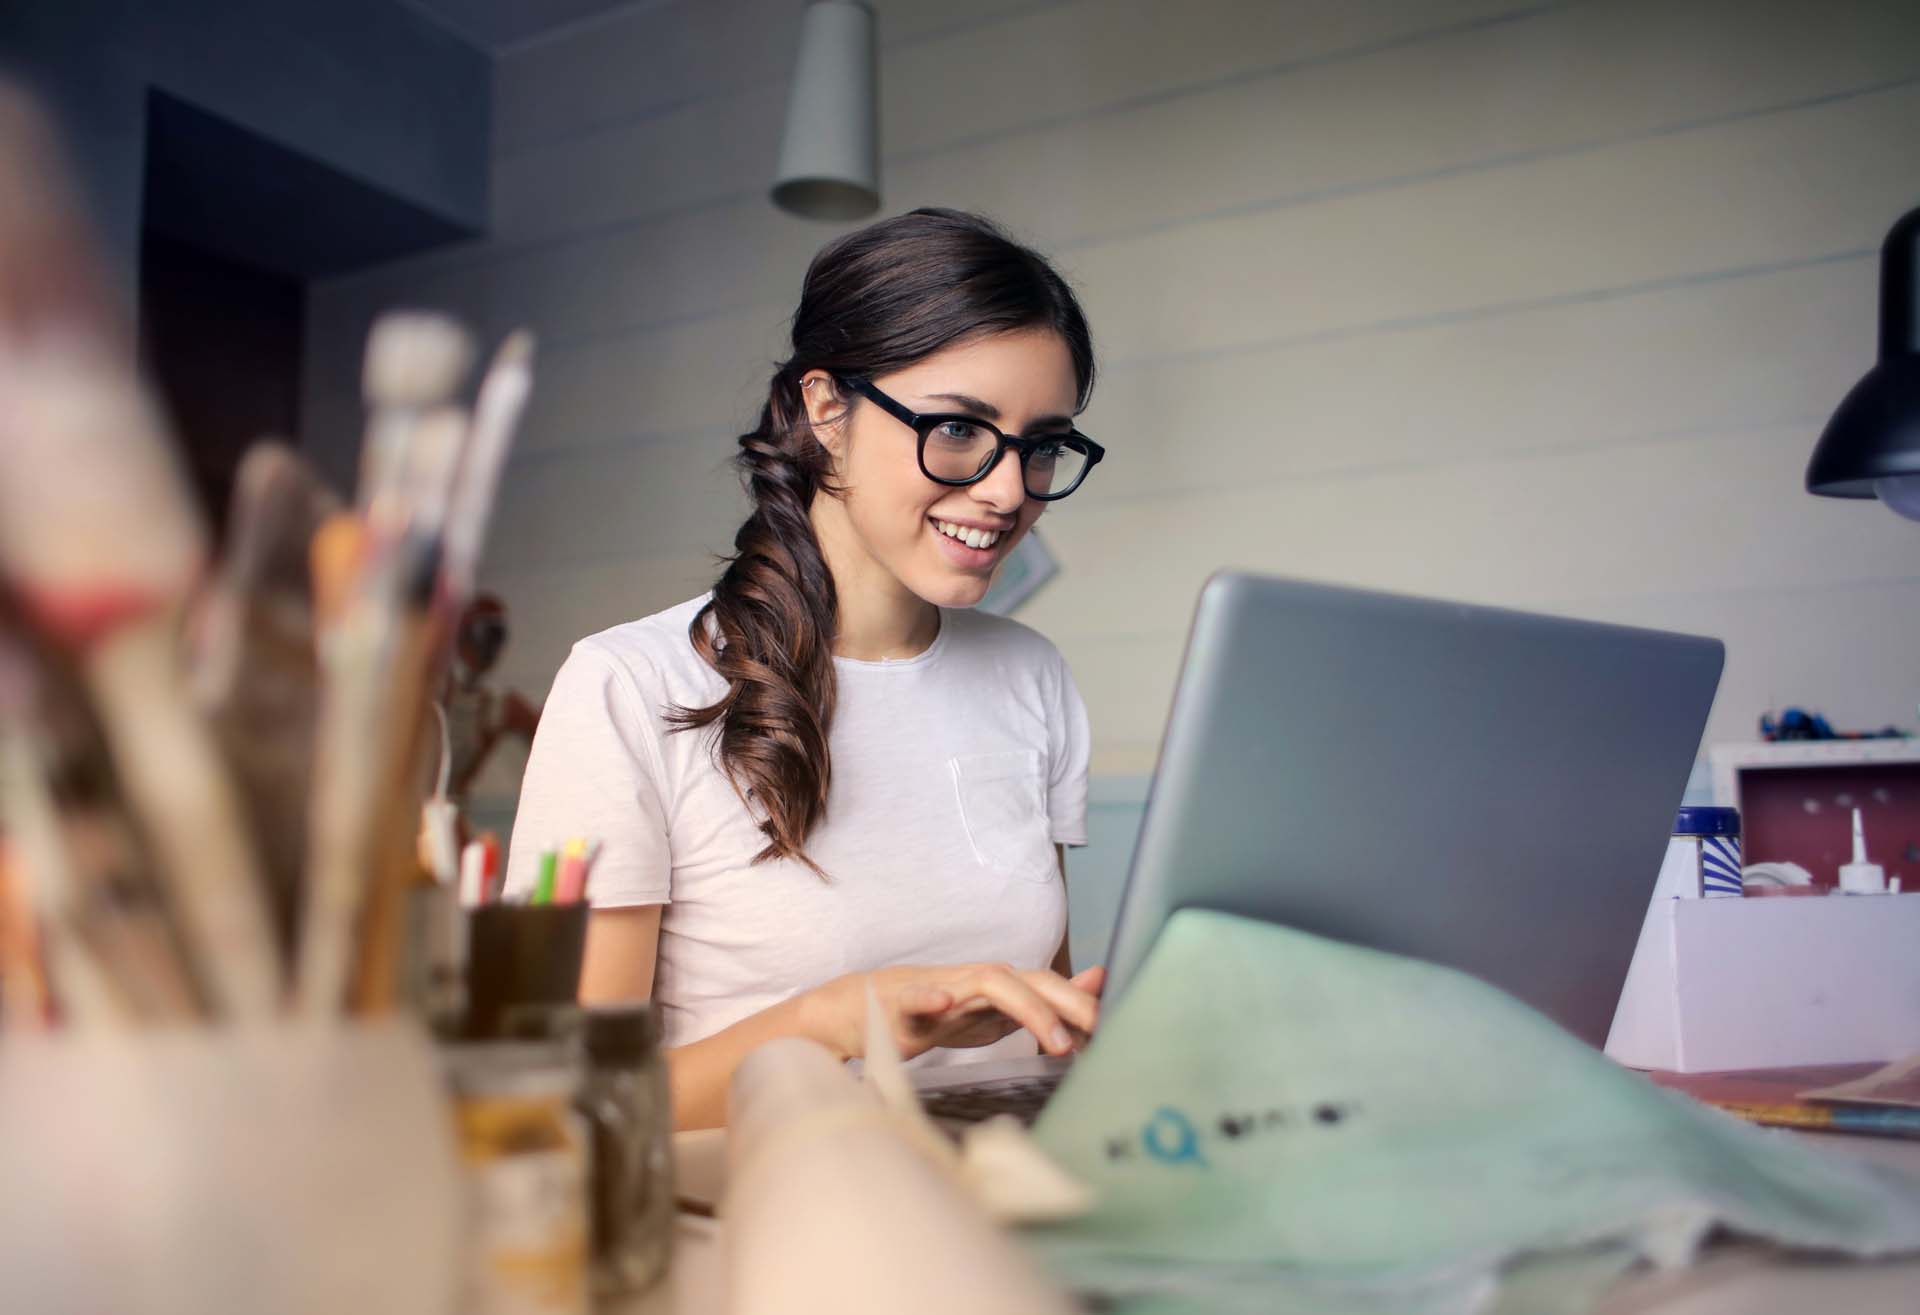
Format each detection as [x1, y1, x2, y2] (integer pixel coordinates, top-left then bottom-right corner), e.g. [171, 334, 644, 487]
[1606, 892, 1920, 1072]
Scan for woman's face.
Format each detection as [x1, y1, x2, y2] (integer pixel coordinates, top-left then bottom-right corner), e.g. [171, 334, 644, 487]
[804, 327, 1079, 610]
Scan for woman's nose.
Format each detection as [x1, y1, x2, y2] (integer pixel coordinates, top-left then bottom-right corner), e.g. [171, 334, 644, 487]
[970, 446, 1028, 514]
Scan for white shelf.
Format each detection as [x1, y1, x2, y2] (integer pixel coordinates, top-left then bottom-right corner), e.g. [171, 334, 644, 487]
[1709, 740, 1920, 808]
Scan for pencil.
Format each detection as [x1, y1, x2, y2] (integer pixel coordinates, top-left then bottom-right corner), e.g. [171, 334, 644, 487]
[1704, 1098, 1920, 1139]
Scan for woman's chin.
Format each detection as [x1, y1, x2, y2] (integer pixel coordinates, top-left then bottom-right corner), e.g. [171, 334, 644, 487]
[910, 566, 995, 610]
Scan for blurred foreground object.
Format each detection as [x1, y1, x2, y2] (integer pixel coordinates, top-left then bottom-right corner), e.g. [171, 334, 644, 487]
[0, 1022, 459, 1315]
[727, 1036, 1078, 1315]
[0, 82, 276, 1020]
[0, 79, 536, 1029]
[188, 443, 341, 960]
[298, 322, 534, 1018]
[0, 73, 545, 1315]
[0, 586, 204, 1026]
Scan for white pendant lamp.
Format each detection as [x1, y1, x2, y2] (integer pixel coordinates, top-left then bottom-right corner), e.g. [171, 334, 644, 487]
[771, 1, 879, 220]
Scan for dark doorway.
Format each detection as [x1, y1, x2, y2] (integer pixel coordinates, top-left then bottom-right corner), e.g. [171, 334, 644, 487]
[137, 89, 480, 529]
[138, 233, 304, 533]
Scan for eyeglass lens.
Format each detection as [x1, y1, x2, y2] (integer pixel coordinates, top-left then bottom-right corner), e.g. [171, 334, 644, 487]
[922, 419, 1091, 497]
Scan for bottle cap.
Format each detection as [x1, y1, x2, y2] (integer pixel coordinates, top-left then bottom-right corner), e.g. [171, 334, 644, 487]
[1672, 806, 1740, 838]
[585, 1004, 662, 1063]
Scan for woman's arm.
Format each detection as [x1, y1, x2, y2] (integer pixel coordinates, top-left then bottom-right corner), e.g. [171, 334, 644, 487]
[579, 904, 790, 1129]
[578, 905, 661, 1003]
[577, 904, 1101, 1131]
[577, 905, 822, 1129]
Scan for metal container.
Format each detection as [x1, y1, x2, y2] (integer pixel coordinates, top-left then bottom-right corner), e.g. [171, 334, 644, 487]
[578, 1005, 674, 1300]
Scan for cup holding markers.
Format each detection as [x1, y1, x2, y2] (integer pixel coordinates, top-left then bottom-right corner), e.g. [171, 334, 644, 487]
[455, 835, 600, 1038]
[463, 903, 590, 1041]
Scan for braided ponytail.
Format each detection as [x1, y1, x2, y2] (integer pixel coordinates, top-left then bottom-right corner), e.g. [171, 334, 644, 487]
[666, 368, 841, 874]
[668, 209, 1094, 874]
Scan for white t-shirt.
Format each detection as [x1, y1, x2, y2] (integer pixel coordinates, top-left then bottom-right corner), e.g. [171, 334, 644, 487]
[503, 594, 1091, 1065]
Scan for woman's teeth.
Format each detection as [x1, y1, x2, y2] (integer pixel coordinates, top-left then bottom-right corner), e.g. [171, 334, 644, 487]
[935, 520, 1001, 550]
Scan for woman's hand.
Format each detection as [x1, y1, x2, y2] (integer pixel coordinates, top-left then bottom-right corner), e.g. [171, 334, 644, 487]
[801, 962, 1106, 1063]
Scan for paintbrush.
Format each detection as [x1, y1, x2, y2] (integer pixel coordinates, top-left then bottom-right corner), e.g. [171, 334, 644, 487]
[0, 833, 54, 1030]
[187, 442, 340, 965]
[296, 315, 474, 1018]
[346, 403, 472, 1015]
[0, 592, 205, 1027]
[443, 330, 535, 604]
[358, 313, 475, 528]
[0, 85, 279, 1021]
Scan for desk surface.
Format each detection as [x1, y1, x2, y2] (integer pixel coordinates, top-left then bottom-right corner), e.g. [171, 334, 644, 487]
[631, 1120, 1920, 1314]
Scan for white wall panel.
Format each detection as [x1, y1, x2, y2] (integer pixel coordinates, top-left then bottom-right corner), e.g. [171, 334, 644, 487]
[1068, 574, 1920, 777]
[1079, 254, 1874, 503]
[302, 0, 1920, 796]
[1028, 423, 1912, 638]
[1071, 81, 1920, 366]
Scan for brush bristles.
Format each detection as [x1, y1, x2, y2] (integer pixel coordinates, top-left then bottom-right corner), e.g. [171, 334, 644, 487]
[491, 329, 534, 373]
[362, 312, 475, 409]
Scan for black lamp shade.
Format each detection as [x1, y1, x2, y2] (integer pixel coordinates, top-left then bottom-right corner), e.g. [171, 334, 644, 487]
[1806, 207, 1920, 498]
[1806, 357, 1920, 497]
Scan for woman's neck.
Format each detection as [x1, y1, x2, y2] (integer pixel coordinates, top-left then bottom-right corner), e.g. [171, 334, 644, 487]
[811, 498, 941, 662]
[835, 588, 940, 662]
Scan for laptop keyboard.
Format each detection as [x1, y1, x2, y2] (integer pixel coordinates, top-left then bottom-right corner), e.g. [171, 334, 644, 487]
[919, 1072, 1065, 1125]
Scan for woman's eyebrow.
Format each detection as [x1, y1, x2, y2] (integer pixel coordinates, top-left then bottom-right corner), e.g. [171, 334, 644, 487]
[922, 392, 1074, 428]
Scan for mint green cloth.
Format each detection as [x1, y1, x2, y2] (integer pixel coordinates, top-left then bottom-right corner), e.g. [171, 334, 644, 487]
[1026, 909, 1920, 1312]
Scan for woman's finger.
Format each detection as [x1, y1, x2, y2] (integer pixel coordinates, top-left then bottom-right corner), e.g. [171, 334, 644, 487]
[1019, 969, 1100, 1035]
[960, 966, 1075, 1056]
[894, 984, 954, 1017]
[1070, 964, 1106, 995]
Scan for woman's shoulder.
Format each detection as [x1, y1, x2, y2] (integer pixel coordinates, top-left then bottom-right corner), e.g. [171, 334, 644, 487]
[564, 593, 722, 698]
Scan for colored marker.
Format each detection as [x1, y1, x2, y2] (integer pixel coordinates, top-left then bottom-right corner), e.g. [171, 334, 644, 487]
[478, 831, 501, 903]
[458, 841, 486, 908]
[555, 837, 588, 904]
[532, 849, 558, 905]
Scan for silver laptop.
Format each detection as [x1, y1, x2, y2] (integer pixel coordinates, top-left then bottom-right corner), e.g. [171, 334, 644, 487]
[913, 571, 1723, 1124]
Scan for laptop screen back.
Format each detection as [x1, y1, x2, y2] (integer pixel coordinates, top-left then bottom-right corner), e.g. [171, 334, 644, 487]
[1101, 573, 1723, 1047]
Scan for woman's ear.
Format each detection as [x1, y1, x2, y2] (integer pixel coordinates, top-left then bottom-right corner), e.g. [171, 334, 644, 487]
[799, 369, 850, 455]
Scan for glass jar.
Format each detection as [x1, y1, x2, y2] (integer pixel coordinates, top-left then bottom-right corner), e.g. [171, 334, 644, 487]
[442, 1040, 590, 1315]
[578, 1005, 674, 1300]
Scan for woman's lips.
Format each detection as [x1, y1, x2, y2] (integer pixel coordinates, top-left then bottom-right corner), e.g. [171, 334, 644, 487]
[929, 517, 1004, 568]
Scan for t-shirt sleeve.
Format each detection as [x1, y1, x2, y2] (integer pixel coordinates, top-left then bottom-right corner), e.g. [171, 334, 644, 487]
[1046, 650, 1091, 847]
[502, 640, 673, 908]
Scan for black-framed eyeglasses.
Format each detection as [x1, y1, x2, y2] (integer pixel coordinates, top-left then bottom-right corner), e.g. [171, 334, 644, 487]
[842, 377, 1105, 501]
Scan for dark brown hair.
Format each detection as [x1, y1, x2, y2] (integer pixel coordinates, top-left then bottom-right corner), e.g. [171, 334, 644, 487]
[666, 208, 1095, 873]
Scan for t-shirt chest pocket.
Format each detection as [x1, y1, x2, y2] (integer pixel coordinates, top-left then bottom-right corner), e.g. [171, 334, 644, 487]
[949, 749, 1055, 882]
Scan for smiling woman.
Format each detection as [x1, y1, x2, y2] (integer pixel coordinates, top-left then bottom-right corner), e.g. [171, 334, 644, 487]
[502, 209, 1108, 1129]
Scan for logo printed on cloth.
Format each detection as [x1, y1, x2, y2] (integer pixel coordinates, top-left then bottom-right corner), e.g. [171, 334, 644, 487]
[1101, 1099, 1362, 1168]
